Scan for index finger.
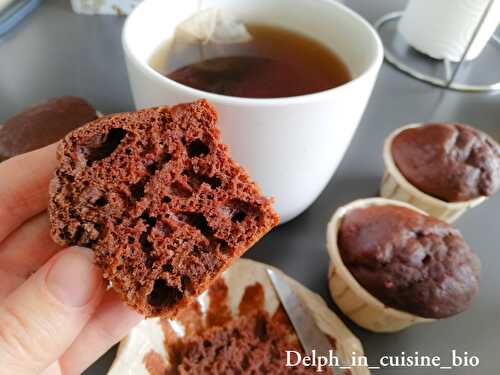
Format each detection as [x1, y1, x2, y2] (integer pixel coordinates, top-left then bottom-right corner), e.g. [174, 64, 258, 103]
[0, 143, 59, 243]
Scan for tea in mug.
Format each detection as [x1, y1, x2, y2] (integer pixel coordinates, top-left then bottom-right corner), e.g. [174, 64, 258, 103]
[150, 24, 352, 98]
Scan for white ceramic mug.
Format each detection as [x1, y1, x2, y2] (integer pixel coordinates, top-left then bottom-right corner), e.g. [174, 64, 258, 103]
[122, 0, 383, 223]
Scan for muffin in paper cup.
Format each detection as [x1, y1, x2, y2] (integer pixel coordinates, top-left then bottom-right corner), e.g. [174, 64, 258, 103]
[326, 198, 434, 333]
[381, 123, 486, 223]
[108, 259, 370, 375]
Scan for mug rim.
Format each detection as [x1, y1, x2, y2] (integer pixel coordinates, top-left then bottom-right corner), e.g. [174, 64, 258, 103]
[122, 0, 384, 107]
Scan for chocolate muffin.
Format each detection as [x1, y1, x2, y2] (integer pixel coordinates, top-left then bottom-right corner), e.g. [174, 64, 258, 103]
[48, 100, 279, 317]
[338, 204, 480, 319]
[0, 96, 97, 160]
[167, 310, 328, 374]
[391, 123, 500, 202]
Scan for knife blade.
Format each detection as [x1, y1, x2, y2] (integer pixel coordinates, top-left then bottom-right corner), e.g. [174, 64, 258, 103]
[266, 268, 345, 373]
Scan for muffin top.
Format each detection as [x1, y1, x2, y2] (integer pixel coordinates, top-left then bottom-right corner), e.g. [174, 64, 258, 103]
[391, 123, 500, 202]
[0, 96, 97, 160]
[338, 204, 480, 319]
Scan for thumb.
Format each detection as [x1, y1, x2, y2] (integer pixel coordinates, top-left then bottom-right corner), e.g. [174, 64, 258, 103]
[0, 247, 104, 374]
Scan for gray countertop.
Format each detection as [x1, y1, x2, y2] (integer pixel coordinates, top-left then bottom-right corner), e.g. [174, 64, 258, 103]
[1, 1, 499, 374]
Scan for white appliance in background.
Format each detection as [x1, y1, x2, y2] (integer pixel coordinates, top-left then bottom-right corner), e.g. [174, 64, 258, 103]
[70, 0, 143, 15]
[399, 0, 500, 62]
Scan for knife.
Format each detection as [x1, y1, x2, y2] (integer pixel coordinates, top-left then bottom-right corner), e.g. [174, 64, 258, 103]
[266, 268, 346, 374]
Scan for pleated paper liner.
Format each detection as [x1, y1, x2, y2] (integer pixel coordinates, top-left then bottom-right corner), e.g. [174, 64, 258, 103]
[381, 123, 485, 223]
[108, 259, 369, 375]
[326, 198, 434, 333]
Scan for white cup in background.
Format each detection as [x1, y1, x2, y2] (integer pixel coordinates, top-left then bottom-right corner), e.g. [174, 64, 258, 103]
[122, 0, 383, 223]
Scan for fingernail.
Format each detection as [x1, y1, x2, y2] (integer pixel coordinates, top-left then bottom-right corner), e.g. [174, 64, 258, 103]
[46, 247, 102, 307]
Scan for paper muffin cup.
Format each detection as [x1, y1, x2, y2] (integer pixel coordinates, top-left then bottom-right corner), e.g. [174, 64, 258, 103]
[381, 123, 486, 223]
[108, 259, 370, 375]
[326, 198, 434, 333]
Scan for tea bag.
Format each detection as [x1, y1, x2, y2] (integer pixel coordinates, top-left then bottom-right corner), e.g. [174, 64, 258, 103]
[166, 8, 253, 72]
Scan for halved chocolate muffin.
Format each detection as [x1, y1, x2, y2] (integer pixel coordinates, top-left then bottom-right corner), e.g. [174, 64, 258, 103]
[108, 259, 369, 375]
[48, 100, 279, 317]
[167, 310, 323, 374]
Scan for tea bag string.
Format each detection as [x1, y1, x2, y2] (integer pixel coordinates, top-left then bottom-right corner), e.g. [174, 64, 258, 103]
[198, 0, 205, 61]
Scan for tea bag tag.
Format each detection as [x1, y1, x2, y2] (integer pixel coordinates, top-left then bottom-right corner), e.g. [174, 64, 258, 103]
[211, 9, 252, 44]
[175, 8, 217, 44]
[176, 8, 252, 44]
[166, 8, 252, 71]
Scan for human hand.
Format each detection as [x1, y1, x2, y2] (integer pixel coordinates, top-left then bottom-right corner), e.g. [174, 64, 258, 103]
[0, 144, 142, 375]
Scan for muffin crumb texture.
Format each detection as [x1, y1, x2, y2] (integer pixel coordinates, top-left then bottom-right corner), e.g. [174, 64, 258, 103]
[167, 310, 331, 374]
[48, 100, 279, 317]
[157, 279, 333, 374]
[392, 123, 500, 202]
[338, 205, 480, 318]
